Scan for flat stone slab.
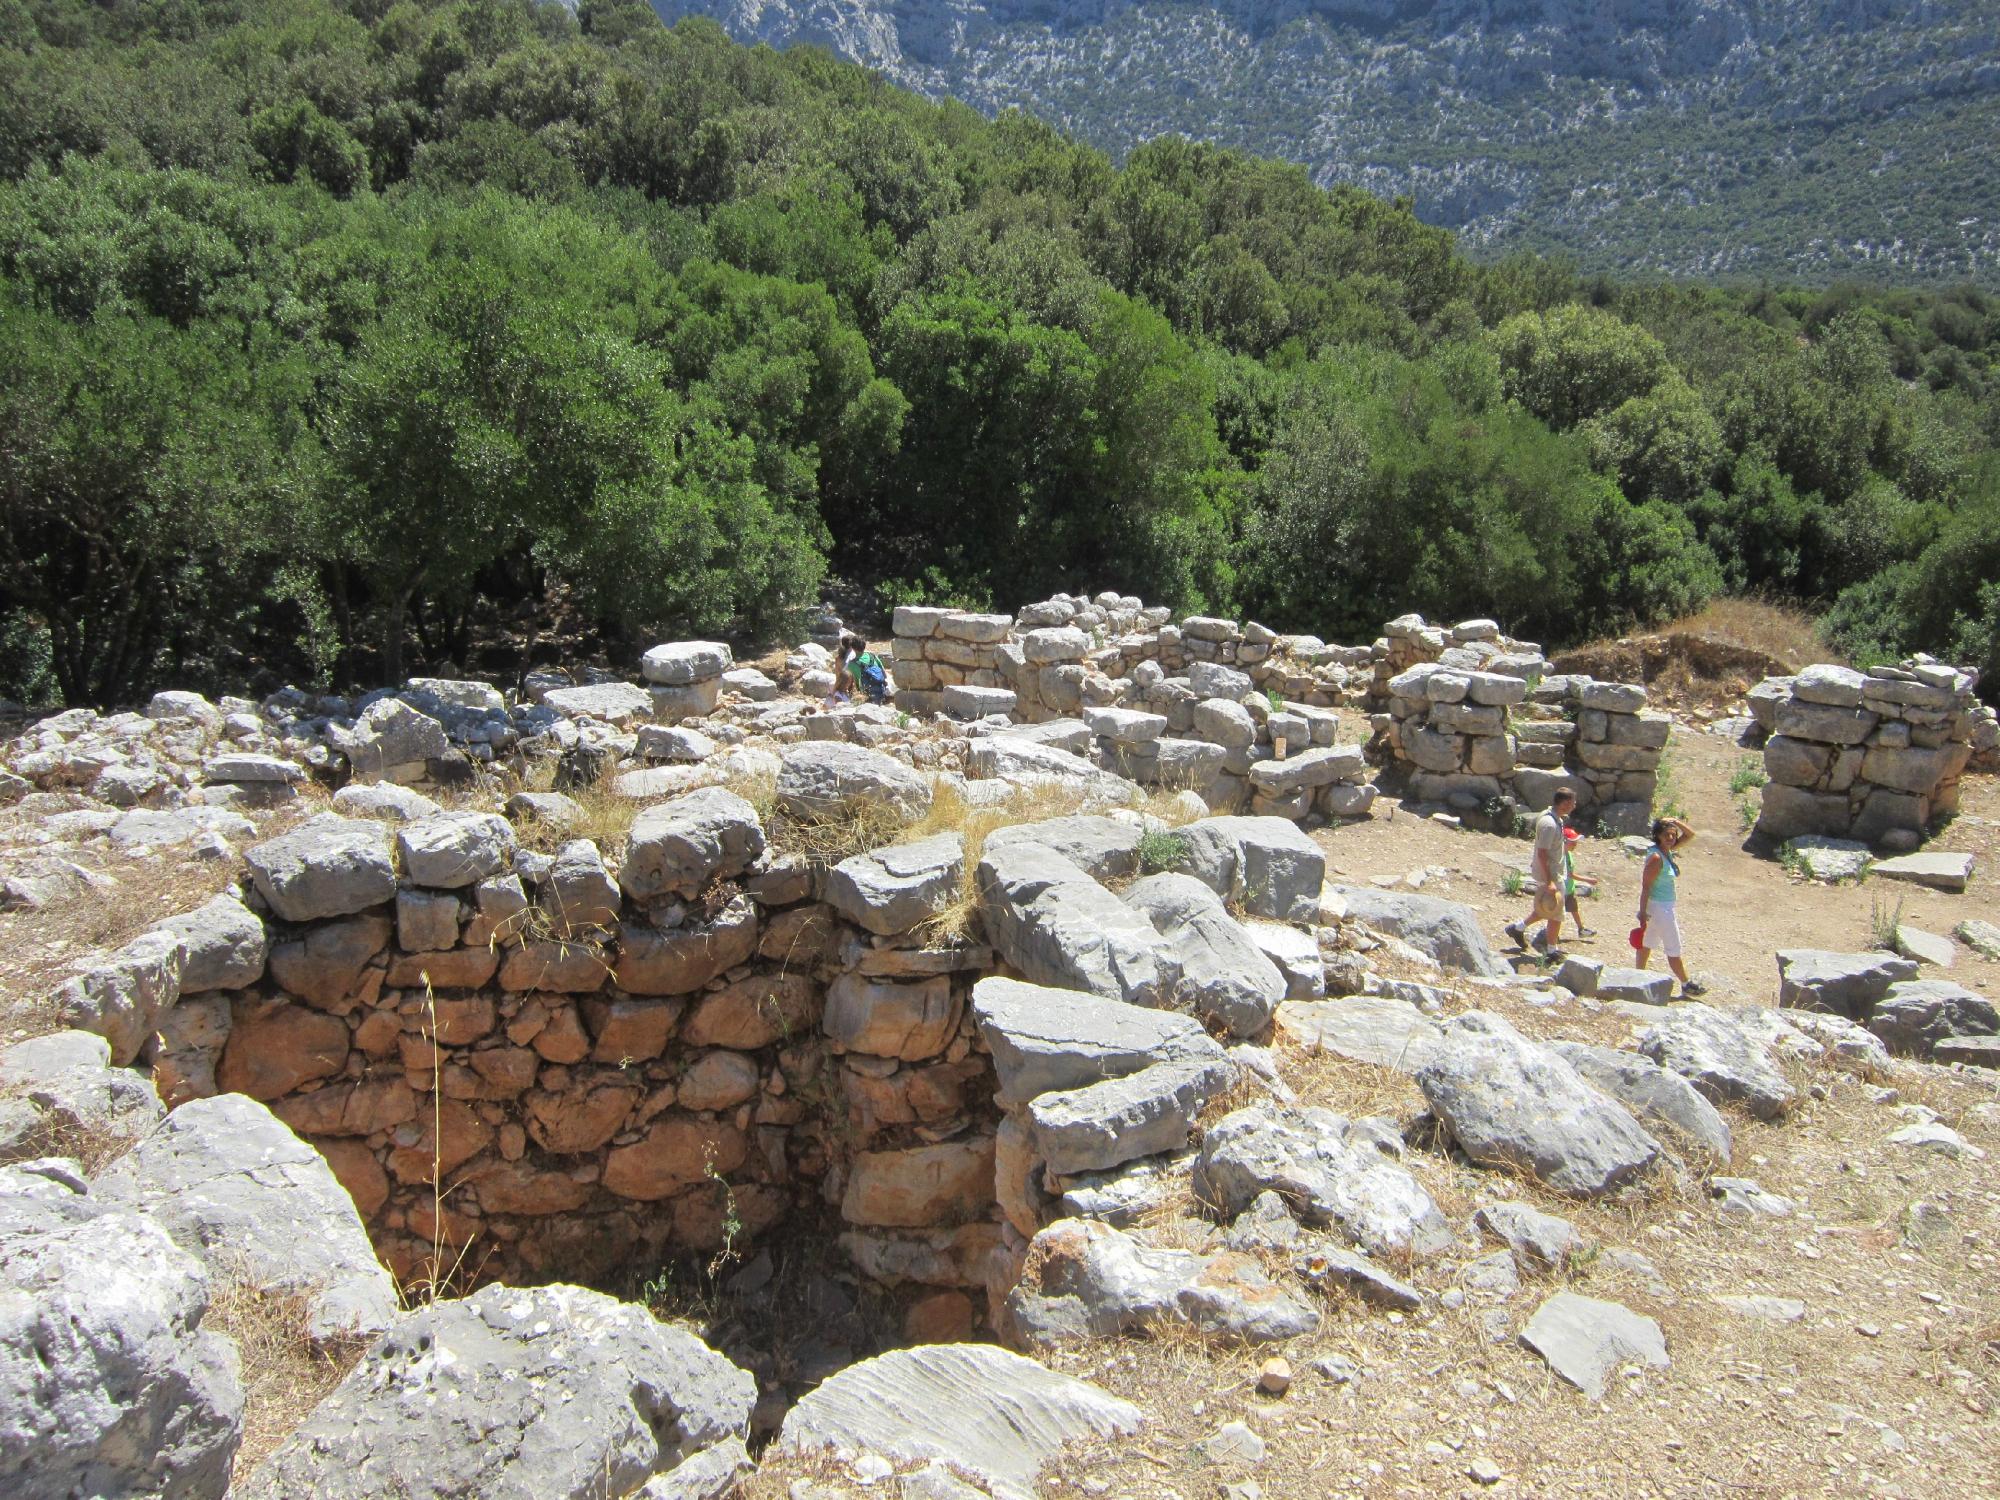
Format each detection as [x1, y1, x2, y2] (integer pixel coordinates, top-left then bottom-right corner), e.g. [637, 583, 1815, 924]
[984, 815, 1142, 882]
[1933, 1035, 2000, 1068]
[1029, 1058, 1234, 1176]
[1550, 1041, 1733, 1164]
[1004, 1218, 1318, 1349]
[778, 1345, 1141, 1500]
[1893, 926, 1956, 969]
[1520, 1291, 1670, 1399]
[1782, 837, 1872, 883]
[941, 684, 1019, 719]
[972, 976, 1226, 1106]
[977, 841, 1164, 1008]
[1775, 949, 1919, 1019]
[1275, 997, 1443, 1074]
[541, 681, 653, 723]
[1868, 852, 1975, 893]
[1595, 967, 1672, 1005]
[1323, 884, 1506, 978]
[1417, 1012, 1661, 1198]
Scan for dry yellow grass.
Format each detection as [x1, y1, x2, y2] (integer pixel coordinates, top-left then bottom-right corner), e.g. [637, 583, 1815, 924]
[0, 844, 238, 1040]
[1662, 596, 1841, 670]
[1555, 595, 1841, 710]
[204, 1275, 366, 1481]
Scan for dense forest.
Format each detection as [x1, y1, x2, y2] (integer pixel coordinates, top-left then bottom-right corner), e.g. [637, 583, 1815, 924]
[2, 0, 1997, 708]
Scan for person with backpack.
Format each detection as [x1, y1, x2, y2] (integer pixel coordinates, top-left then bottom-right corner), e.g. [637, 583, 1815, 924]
[1504, 785, 1576, 959]
[1635, 815, 1705, 998]
[832, 633, 892, 705]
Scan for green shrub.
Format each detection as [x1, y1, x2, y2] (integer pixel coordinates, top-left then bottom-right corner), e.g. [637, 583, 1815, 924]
[1137, 828, 1190, 875]
[1728, 758, 1768, 795]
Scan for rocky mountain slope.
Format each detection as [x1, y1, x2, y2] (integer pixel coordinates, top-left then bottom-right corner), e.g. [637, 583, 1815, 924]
[651, 0, 2000, 283]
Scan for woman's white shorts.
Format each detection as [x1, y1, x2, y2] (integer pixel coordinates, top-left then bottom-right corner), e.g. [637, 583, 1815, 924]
[1643, 902, 1683, 959]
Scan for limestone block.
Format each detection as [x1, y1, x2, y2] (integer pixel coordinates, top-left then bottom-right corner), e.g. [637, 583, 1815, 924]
[641, 642, 732, 686]
[397, 812, 515, 890]
[1773, 701, 1878, 745]
[246, 816, 397, 923]
[842, 1137, 996, 1227]
[823, 974, 962, 1061]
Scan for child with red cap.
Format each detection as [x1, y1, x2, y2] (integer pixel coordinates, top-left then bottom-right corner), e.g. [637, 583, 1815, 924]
[1562, 826, 1595, 940]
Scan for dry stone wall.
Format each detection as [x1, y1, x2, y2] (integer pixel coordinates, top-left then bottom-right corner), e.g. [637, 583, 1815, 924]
[885, 597, 1667, 831]
[126, 797, 1007, 1296]
[1368, 614, 1665, 834]
[890, 594, 1393, 820]
[25, 733, 1349, 1331]
[1751, 660, 1986, 847]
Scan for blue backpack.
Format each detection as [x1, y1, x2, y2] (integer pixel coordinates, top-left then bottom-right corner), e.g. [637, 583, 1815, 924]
[850, 652, 889, 701]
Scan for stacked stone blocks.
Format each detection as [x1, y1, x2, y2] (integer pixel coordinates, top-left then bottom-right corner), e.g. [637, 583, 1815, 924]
[1752, 660, 1981, 846]
[139, 799, 1004, 1295]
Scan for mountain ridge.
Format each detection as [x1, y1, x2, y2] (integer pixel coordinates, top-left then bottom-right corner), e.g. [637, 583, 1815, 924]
[651, 0, 2000, 284]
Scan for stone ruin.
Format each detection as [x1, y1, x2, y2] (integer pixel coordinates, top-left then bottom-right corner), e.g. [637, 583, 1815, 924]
[885, 594, 1680, 832]
[1369, 614, 1667, 836]
[38, 766, 1335, 1299]
[1745, 659, 1991, 848]
[4, 591, 1997, 1500]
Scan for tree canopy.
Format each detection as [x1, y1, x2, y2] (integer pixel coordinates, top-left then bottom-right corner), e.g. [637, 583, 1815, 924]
[1, 0, 1996, 704]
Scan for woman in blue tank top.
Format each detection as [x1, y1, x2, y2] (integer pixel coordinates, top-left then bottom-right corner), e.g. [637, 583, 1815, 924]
[1636, 816, 1705, 999]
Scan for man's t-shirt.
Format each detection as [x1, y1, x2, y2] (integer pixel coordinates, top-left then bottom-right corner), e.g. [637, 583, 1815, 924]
[1533, 811, 1565, 883]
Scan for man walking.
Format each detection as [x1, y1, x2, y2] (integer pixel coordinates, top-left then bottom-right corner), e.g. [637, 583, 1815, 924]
[1506, 787, 1576, 957]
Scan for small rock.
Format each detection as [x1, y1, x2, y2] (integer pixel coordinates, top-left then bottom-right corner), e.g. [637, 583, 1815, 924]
[1258, 1358, 1292, 1396]
[1519, 1291, 1670, 1399]
[1201, 1420, 1266, 1467]
[1312, 1354, 1361, 1384]
[1709, 1176, 1797, 1219]
[1714, 1294, 1806, 1323]
[1954, 919, 2000, 960]
[1475, 1200, 1589, 1272]
[1468, 1459, 1504, 1486]
[1292, 1243, 1424, 1309]
[1886, 1123, 1984, 1160]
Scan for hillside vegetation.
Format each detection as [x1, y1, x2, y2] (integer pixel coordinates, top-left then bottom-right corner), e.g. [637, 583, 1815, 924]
[654, 0, 2000, 287]
[2, 0, 1998, 706]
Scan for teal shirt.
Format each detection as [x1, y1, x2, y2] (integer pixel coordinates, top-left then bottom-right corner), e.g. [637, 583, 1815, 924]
[1647, 845, 1679, 903]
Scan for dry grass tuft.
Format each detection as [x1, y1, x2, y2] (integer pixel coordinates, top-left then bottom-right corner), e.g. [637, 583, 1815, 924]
[769, 794, 916, 867]
[1662, 596, 1840, 670]
[1278, 1043, 1429, 1124]
[204, 1275, 366, 1480]
[0, 1099, 148, 1175]
[0, 848, 239, 1040]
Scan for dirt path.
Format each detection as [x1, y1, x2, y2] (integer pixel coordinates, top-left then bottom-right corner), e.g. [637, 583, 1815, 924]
[1315, 724, 2000, 1004]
